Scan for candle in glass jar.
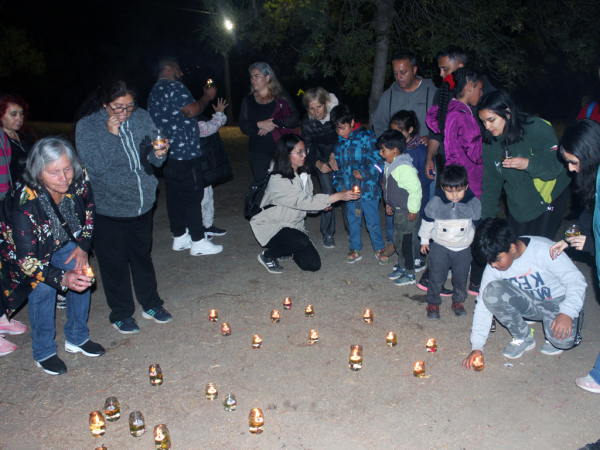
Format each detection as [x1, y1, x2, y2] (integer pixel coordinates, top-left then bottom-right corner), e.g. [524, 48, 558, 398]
[223, 393, 237, 412]
[252, 335, 262, 348]
[205, 383, 218, 400]
[149, 364, 163, 386]
[104, 396, 120, 421]
[386, 332, 397, 347]
[283, 297, 292, 309]
[270, 310, 280, 323]
[308, 329, 319, 344]
[221, 322, 231, 336]
[363, 309, 373, 323]
[129, 411, 145, 437]
[472, 355, 484, 372]
[94, 446, 108, 450]
[154, 424, 171, 450]
[209, 309, 218, 322]
[85, 265, 95, 283]
[89, 411, 106, 437]
[349, 345, 363, 371]
[426, 338, 437, 353]
[305, 305, 314, 317]
[413, 361, 425, 378]
[352, 185, 361, 194]
[249, 408, 265, 434]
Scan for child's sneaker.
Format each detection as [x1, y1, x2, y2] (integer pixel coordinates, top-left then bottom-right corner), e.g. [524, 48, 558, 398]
[375, 249, 390, 265]
[417, 276, 452, 296]
[414, 259, 427, 273]
[393, 273, 415, 286]
[502, 329, 535, 359]
[426, 304, 440, 320]
[540, 340, 563, 356]
[345, 250, 362, 263]
[387, 265, 405, 280]
[468, 282, 480, 296]
[452, 302, 467, 317]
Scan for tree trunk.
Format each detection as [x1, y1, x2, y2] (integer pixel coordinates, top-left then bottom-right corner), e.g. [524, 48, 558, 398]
[367, 0, 396, 128]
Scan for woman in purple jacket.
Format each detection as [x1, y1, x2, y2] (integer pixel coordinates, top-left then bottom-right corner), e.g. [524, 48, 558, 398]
[426, 68, 484, 198]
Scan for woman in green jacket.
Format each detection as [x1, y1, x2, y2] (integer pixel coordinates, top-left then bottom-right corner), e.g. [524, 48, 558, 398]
[478, 90, 569, 239]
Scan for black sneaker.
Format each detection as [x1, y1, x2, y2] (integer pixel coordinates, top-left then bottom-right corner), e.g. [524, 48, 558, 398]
[65, 340, 105, 357]
[35, 355, 67, 375]
[322, 235, 335, 248]
[56, 294, 66, 309]
[205, 225, 227, 236]
[468, 282, 480, 296]
[452, 302, 467, 317]
[579, 439, 600, 450]
[257, 251, 284, 274]
[490, 319, 497, 333]
[426, 304, 440, 320]
[416, 277, 452, 296]
[414, 259, 427, 273]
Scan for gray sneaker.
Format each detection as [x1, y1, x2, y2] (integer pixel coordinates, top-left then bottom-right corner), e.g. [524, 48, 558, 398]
[323, 235, 335, 248]
[502, 329, 536, 359]
[540, 340, 563, 356]
[257, 251, 284, 274]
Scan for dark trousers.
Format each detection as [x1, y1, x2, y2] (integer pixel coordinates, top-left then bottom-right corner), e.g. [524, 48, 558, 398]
[469, 253, 485, 287]
[427, 242, 472, 305]
[163, 157, 205, 241]
[507, 186, 568, 240]
[249, 152, 274, 182]
[392, 211, 417, 275]
[94, 211, 163, 323]
[316, 169, 349, 237]
[264, 227, 321, 272]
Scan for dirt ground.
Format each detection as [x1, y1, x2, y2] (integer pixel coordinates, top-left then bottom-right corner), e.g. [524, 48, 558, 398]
[1, 126, 599, 450]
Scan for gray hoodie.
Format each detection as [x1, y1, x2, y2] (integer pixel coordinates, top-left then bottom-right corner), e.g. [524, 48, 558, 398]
[76, 108, 166, 217]
[372, 77, 437, 138]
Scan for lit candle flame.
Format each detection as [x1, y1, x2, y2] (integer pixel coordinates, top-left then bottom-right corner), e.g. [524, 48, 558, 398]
[251, 408, 264, 424]
[271, 310, 280, 320]
[305, 305, 313, 312]
[86, 266, 94, 277]
[387, 332, 395, 339]
[353, 185, 360, 193]
[283, 297, 292, 308]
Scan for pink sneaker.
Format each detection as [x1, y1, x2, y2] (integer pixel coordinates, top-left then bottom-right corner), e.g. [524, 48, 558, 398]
[0, 336, 17, 356]
[0, 317, 27, 335]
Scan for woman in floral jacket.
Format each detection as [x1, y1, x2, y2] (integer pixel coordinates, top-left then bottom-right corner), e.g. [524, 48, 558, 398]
[0, 136, 104, 375]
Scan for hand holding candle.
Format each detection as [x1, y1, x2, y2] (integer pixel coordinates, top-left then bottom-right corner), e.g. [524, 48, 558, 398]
[85, 265, 95, 283]
[462, 350, 484, 371]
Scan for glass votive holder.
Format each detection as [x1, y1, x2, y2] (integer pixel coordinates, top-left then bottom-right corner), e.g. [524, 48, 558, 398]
[205, 383, 218, 400]
[149, 364, 163, 386]
[349, 345, 363, 371]
[413, 361, 425, 378]
[426, 338, 437, 353]
[473, 355, 484, 372]
[152, 129, 168, 150]
[352, 185, 361, 194]
[249, 408, 265, 434]
[209, 309, 218, 322]
[283, 297, 292, 309]
[221, 322, 231, 336]
[85, 265, 95, 284]
[386, 332, 397, 347]
[104, 396, 120, 421]
[223, 393, 237, 412]
[305, 305, 314, 317]
[252, 335, 262, 349]
[308, 329, 319, 344]
[363, 309, 373, 323]
[89, 411, 106, 438]
[94, 445, 107, 450]
[270, 310, 280, 323]
[129, 411, 146, 437]
[154, 424, 171, 449]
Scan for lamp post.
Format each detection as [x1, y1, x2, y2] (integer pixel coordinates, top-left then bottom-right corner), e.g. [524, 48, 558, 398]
[223, 19, 234, 120]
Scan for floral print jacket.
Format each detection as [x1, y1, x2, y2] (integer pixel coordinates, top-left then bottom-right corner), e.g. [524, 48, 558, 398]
[0, 170, 95, 315]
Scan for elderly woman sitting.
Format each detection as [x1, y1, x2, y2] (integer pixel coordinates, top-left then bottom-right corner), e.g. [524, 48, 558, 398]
[0, 136, 103, 375]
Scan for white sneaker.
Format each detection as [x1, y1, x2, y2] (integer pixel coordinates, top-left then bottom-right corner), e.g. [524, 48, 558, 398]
[190, 238, 223, 256]
[173, 231, 192, 251]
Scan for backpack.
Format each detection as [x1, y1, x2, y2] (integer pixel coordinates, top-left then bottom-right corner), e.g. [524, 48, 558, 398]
[244, 173, 275, 220]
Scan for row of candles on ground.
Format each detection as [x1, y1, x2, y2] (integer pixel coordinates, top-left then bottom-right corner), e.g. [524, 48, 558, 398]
[206, 299, 485, 372]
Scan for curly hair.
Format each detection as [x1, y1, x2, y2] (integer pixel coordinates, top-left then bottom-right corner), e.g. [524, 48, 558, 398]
[437, 67, 483, 137]
[0, 93, 37, 141]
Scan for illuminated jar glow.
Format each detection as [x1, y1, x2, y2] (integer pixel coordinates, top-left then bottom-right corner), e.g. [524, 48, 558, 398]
[283, 297, 292, 309]
[149, 364, 163, 386]
[270, 310, 280, 323]
[413, 361, 425, 378]
[305, 305, 314, 317]
[153, 424, 171, 449]
[209, 309, 218, 323]
[426, 338, 437, 353]
[249, 408, 265, 434]
[349, 345, 363, 371]
[363, 309, 373, 323]
[386, 332, 397, 347]
[89, 411, 106, 437]
[252, 335, 262, 349]
[221, 323, 232, 336]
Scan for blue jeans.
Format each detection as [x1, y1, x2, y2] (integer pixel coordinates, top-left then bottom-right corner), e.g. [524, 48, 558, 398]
[347, 199, 385, 252]
[28, 242, 90, 362]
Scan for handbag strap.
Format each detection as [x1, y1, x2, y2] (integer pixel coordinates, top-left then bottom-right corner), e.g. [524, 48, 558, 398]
[42, 187, 79, 244]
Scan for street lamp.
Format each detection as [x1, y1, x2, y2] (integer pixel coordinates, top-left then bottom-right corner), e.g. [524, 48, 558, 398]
[224, 19, 234, 31]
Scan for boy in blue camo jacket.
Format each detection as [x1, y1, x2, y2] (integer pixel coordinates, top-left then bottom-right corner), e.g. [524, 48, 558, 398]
[330, 104, 387, 264]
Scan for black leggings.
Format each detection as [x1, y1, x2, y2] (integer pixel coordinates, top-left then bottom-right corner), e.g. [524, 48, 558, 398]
[264, 227, 321, 272]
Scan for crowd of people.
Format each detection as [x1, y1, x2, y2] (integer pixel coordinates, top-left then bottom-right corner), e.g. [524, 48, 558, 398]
[0, 48, 599, 433]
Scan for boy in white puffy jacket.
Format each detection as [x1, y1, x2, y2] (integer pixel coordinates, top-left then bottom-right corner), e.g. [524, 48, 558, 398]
[419, 165, 481, 319]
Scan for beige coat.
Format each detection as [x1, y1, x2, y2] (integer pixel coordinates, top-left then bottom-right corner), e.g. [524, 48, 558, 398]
[250, 172, 331, 246]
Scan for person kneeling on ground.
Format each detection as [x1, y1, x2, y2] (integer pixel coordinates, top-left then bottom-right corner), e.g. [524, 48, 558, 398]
[463, 218, 586, 369]
[251, 134, 359, 274]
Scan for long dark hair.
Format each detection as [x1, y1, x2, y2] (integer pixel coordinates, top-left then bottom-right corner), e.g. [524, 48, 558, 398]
[74, 78, 138, 123]
[479, 90, 533, 146]
[272, 134, 309, 179]
[560, 119, 600, 210]
[437, 67, 483, 137]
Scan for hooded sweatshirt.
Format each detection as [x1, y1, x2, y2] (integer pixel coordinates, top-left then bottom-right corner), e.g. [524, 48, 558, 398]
[426, 99, 483, 198]
[372, 77, 437, 138]
[383, 153, 422, 214]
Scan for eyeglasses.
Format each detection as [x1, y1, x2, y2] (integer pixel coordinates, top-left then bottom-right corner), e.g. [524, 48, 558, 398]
[107, 103, 137, 114]
[290, 150, 308, 156]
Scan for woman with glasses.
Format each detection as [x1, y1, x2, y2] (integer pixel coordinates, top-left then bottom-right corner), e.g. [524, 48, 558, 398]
[251, 134, 359, 274]
[75, 78, 173, 335]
